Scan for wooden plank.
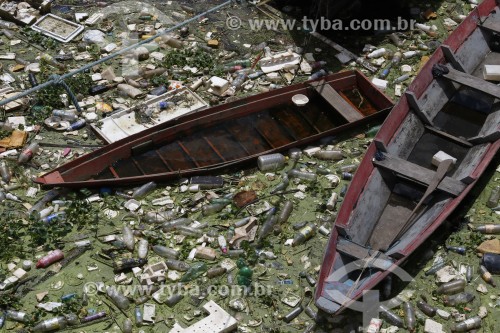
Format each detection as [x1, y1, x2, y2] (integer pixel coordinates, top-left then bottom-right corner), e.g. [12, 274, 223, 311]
[337, 238, 393, 270]
[405, 91, 432, 125]
[480, 17, 500, 35]
[310, 82, 364, 123]
[442, 67, 500, 99]
[424, 125, 473, 148]
[372, 153, 466, 196]
[440, 45, 466, 72]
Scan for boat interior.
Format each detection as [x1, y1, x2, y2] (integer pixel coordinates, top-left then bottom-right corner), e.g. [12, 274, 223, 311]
[87, 75, 389, 182]
[324, 10, 500, 305]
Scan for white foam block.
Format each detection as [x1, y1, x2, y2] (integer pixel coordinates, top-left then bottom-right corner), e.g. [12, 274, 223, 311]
[372, 78, 388, 90]
[483, 65, 500, 81]
[432, 151, 457, 170]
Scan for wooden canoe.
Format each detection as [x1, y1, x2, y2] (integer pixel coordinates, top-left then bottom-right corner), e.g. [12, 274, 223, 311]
[35, 70, 393, 187]
[315, 0, 500, 315]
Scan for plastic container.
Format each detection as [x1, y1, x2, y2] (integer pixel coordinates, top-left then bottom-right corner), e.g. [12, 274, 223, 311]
[288, 169, 317, 182]
[436, 279, 465, 295]
[257, 153, 286, 172]
[152, 245, 179, 259]
[18, 142, 39, 164]
[107, 287, 130, 310]
[36, 249, 64, 268]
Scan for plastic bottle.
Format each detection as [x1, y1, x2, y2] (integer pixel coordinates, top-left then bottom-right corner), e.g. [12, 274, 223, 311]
[482, 253, 500, 274]
[311, 61, 327, 70]
[33, 316, 67, 332]
[379, 305, 404, 327]
[486, 186, 500, 208]
[278, 201, 293, 224]
[314, 150, 344, 160]
[39, 207, 54, 219]
[66, 119, 86, 131]
[403, 51, 421, 59]
[6, 310, 29, 323]
[425, 261, 446, 276]
[42, 211, 66, 223]
[107, 287, 130, 310]
[132, 181, 157, 199]
[367, 48, 387, 58]
[309, 69, 327, 80]
[145, 210, 176, 223]
[436, 279, 465, 295]
[176, 225, 204, 237]
[394, 74, 410, 84]
[165, 294, 184, 307]
[270, 174, 289, 193]
[152, 245, 179, 259]
[36, 249, 64, 268]
[341, 172, 353, 180]
[403, 302, 416, 332]
[81, 311, 106, 323]
[165, 259, 190, 272]
[180, 262, 207, 282]
[288, 169, 317, 182]
[162, 217, 192, 231]
[258, 208, 278, 241]
[113, 258, 147, 272]
[237, 258, 253, 286]
[257, 153, 286, 172]
[0, 311, 5, 329]
[123, 318, 133, 333]
[18, 142, 39, 164]
[218, 235, 228, 253]
[326, 193, 338, 211]
[122, 225, 135, 251]
[40, 53, 65, 69]
[52, 110, 78, 121]
[0, 162, 10, 184]
[89, 83, 116, 96]
[134, 306, 143, 326]
[202, 202, 227, 216]
[479, 265, 496, 286]
[283, 306, 303, 323]
[466, 265, 473, 283]
[207, 266, 227, 278]
[416, 299, 436, 317]
[474, 224, 500, 234]
[442, 292, 475, 306]
[451, 316, 481, 332]
[137, 239, 149, 259]
[292, 223, 317, 246]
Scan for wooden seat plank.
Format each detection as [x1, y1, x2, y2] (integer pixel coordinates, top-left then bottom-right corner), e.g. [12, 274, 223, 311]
[337, 238, 393, 270]
[310, 82, 364, 123]
[372, 153, 465, 196]
[442, 67, 500, 99]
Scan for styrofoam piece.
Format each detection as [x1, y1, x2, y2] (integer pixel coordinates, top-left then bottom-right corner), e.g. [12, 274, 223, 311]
[259, 51, 301, 73]
[91, 87, 208, 143]
[372, 78, 388, 90]
[483, 65, 500, 81]
[169, 301, 237, 333]
[432, 151, 456, 170]
[143, 303, 156, 323]
[31, 14, 84, 43]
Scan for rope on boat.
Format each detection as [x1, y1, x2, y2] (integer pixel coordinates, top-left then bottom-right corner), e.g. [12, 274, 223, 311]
[0, 0, 234, 108]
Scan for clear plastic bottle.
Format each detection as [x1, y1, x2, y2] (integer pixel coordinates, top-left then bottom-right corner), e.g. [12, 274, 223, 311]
[162, 217, 192, 231]
[145, 210, 176, 223]
[202, 203, 227, 216]
[165, 294, 184, 307]
[314, 150, 344, 160]
[475, 224, 500, 234]
[482, 253, 500, 274]
[66, 119, 86, 131]
[479, 265, 496, 287]
[442, 292, 475, 306]
[6, 310, 29, 323]
[278, 201, 293, 224]
[122, 225, 135, 252]
[403, 302, 416, 332]
[309, 69, 327, 80]
[123, 318, 133, 333]
[416, 300, 436, 317]
[132, 181, 157, 199]
[32, 316, 67, 332]
[257, 153, 286, 171]
[180, 262, 207, 282]
[152, 245, 179, 259]
[326, 192, 338, 211]
[379, 305, 404, 327]
[107, 287, 130, 310]
[176, 225, 203, 237]
[436, 279, 465, 295]
[135, 306, 143, 326]
[218, 235, 228, 253]
[451, 316, 481, 332]
[288, 169, 317, 182]
[207, 266, 227, 278]
[165, 259, 190, 271]
[0, 161, 11, 183]
[258, 208, 278, 241]
[18, 142, 39, 164]
[52, 110, 78, 121]
[137, 239, 149, 259]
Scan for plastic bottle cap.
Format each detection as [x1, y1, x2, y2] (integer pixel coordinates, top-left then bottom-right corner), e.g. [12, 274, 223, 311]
[292, 94, 309, 107]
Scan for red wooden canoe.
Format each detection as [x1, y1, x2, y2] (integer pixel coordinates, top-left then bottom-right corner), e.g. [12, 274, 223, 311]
[35, 70, 393, 188]
[316, 0, 500, 315]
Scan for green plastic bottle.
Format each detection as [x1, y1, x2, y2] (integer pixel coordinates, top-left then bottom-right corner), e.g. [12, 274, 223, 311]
[180, 262, 207, 282]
